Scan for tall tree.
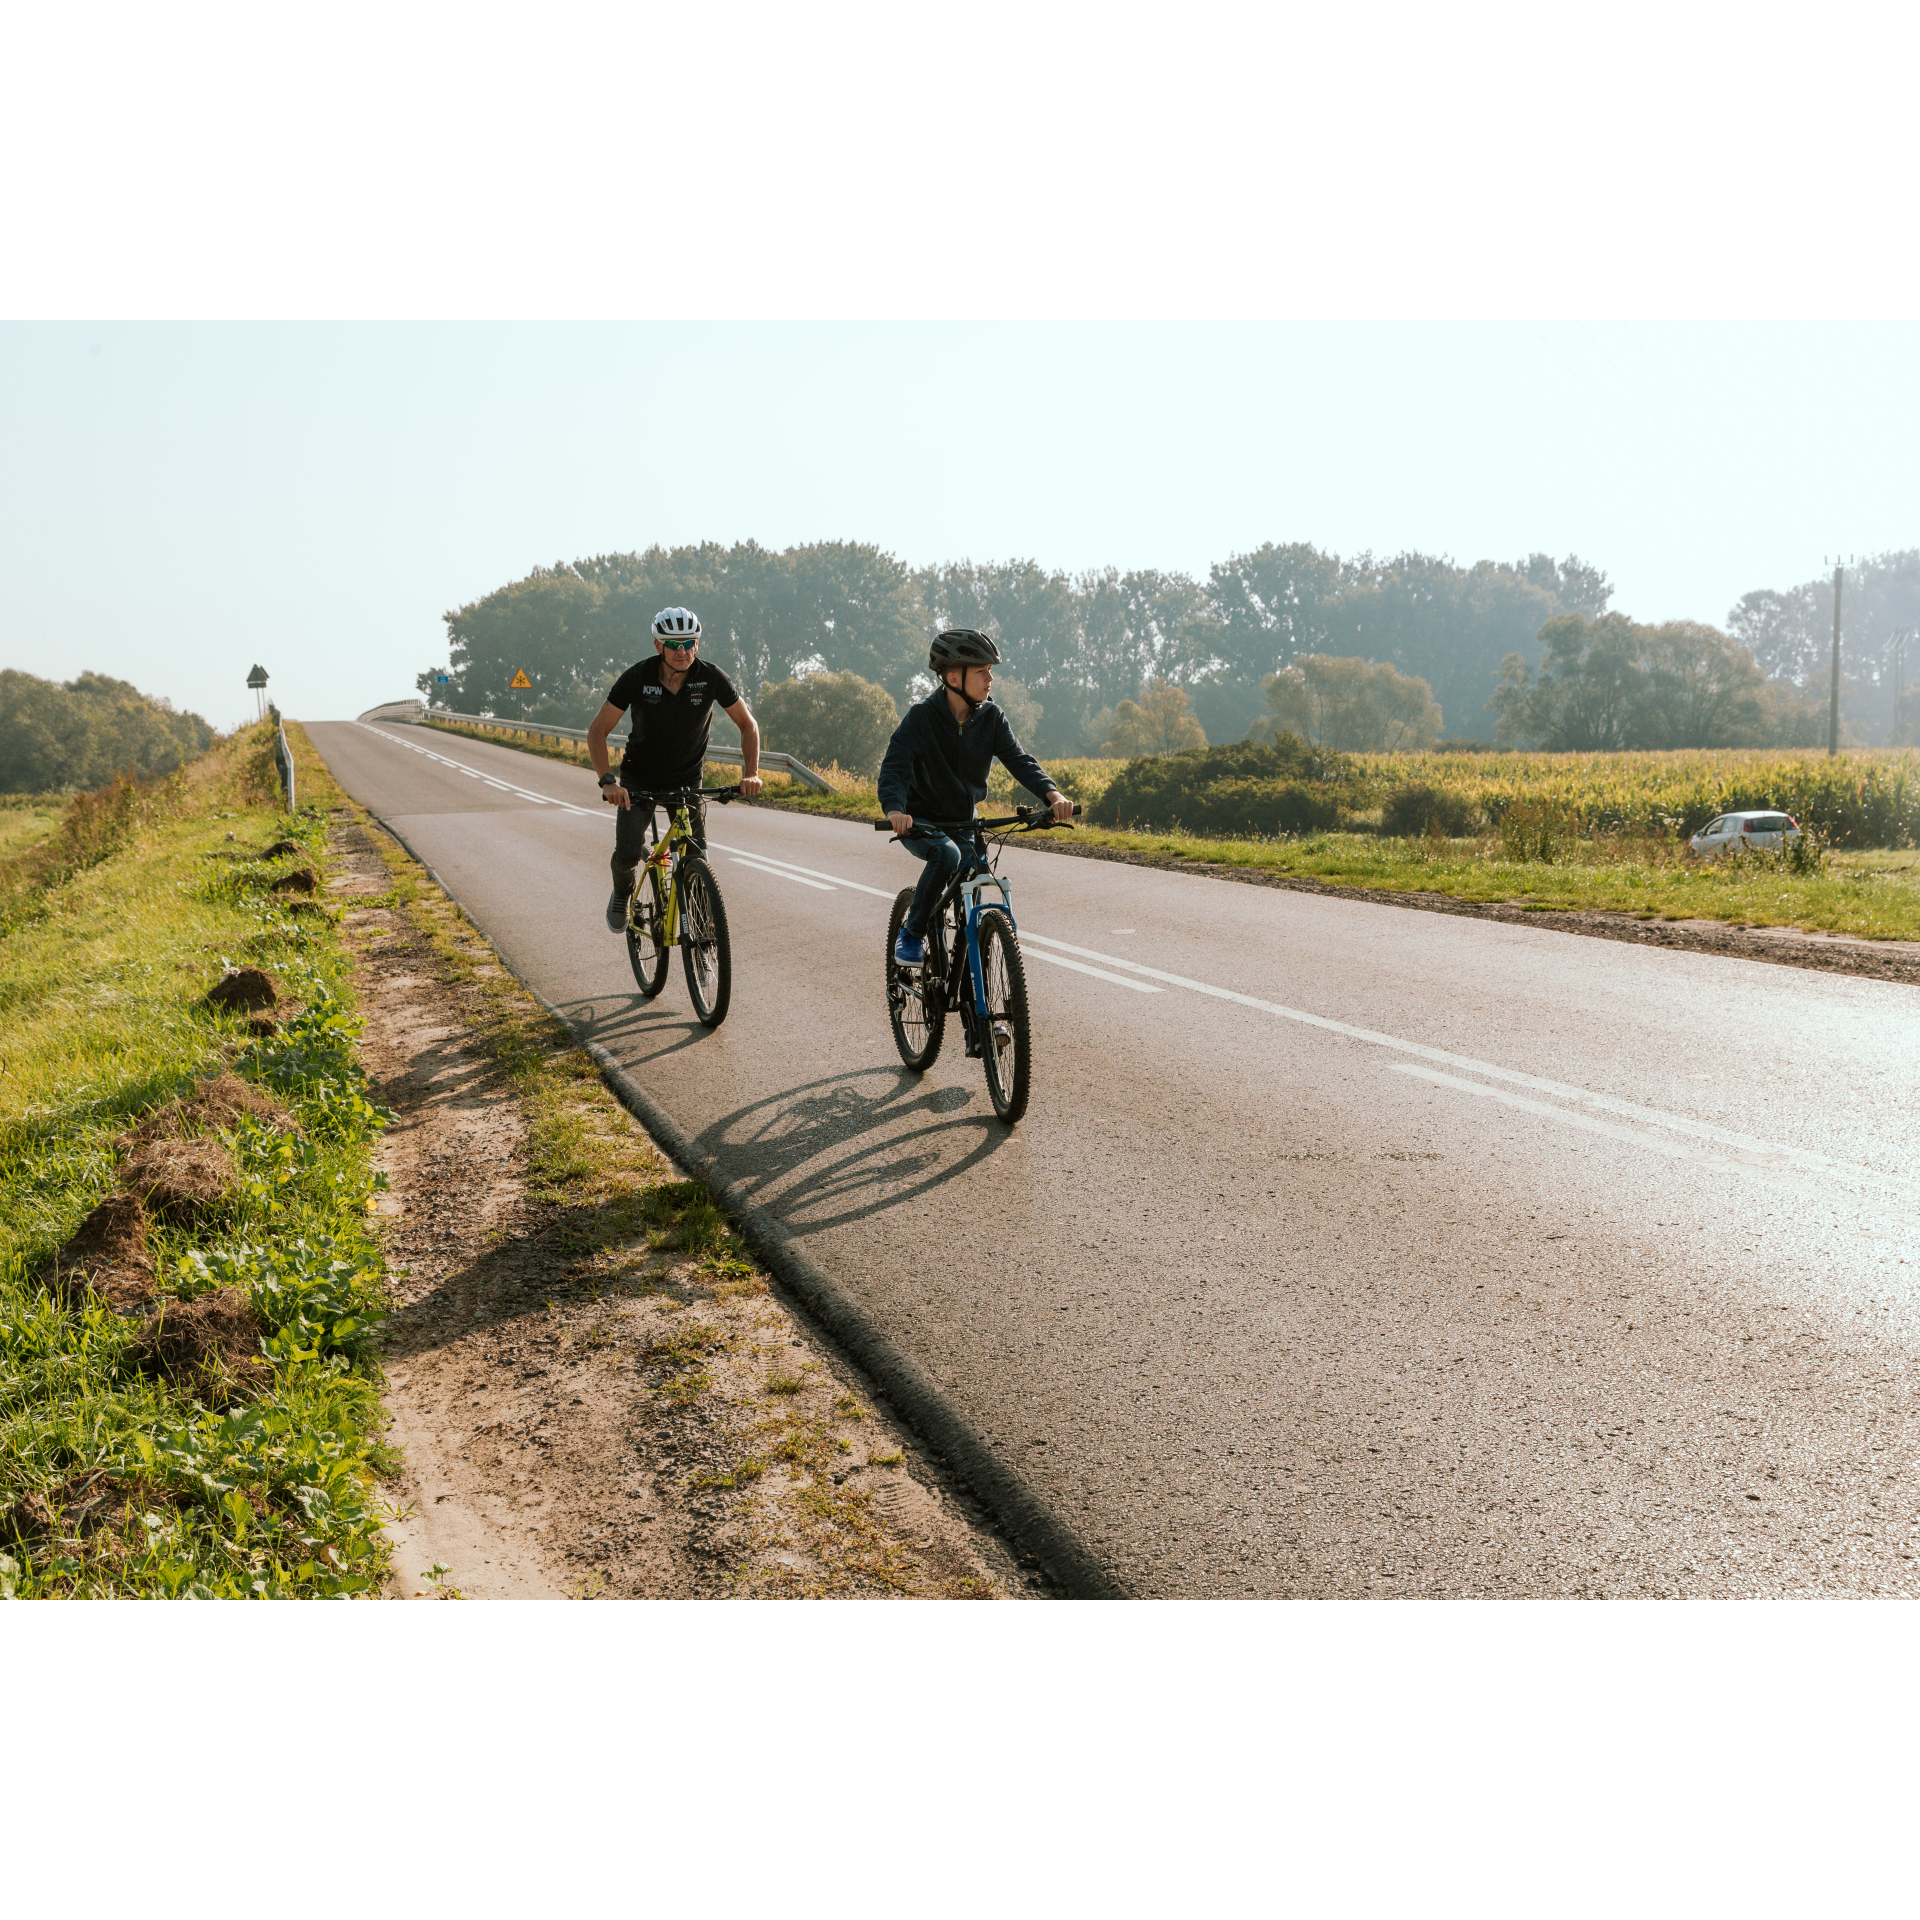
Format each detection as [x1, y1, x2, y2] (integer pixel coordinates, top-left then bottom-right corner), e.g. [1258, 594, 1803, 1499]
[1727, 549, 1920, 744]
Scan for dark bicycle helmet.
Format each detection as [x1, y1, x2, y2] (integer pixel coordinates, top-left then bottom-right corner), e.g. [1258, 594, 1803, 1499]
[928, 627, 1001, 675]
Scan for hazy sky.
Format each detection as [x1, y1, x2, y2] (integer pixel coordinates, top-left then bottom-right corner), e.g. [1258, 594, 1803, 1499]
[2, 321, 1916, 728]
[4, 6, 1917, 729]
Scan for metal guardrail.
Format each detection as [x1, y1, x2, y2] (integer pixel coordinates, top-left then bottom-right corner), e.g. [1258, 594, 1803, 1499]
[388, 704, 835, 794]
[268, 705, 296, 810]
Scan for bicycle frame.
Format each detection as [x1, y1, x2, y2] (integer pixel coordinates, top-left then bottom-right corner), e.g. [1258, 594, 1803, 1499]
[637, 803, 697, 946]
[918, 833, 1015, 1031]
[628, 786, 737, 945]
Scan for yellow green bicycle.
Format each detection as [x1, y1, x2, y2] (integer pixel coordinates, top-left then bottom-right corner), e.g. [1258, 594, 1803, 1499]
[625, 784, 740, 1027]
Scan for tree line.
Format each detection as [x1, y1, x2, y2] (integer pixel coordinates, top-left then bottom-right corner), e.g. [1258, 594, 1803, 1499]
[0, 670, 215, 794]
[422, 542, 1610, 757]
[423, 540, 1918, 762]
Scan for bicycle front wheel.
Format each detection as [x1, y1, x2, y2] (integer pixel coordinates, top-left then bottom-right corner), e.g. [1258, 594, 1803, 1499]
[977, 907, 1031, 1124]
[626, 865, 670, 997]
[886, 888, 946, 1070]
[678, 855, 732, 1027]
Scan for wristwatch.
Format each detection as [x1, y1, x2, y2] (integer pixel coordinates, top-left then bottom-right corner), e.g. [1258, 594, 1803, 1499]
[598, 773, 619, 787]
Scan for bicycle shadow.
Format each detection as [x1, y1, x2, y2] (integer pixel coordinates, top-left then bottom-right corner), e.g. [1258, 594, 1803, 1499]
[690, 1065, 1012, 1237]
[558, 991, 712, 1065]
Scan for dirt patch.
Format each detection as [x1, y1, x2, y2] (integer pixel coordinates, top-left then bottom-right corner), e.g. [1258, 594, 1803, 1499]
[128, 1287, 271, 1406]
[50, 1191, 156, 1313]
[1014, 834, 1920, 986]
[125, 1070, 296, 1147]
[261, 838, 302, 858]
[206, 966, 281, 1012]
[328, 813, 1018, 1601]
[119, 1136, 236, 1226]
[271, 867, 317, 895]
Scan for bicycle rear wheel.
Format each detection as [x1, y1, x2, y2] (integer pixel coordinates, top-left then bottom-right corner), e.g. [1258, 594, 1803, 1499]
[626, 865, 670, 997]
[976, 907, 1031, 1124]
[678, 855, 732, 1027]
[886, 888, 946, 1070]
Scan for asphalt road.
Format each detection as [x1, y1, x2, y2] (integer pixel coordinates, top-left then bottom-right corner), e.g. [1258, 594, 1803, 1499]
[309, 718, 1920, 1597]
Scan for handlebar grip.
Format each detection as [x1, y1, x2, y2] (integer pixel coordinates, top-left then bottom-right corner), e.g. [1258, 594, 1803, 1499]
[873, 819, 894, 831]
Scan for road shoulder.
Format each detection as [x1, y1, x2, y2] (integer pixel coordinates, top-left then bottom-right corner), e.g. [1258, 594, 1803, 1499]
[323, 802, 1017, 1600]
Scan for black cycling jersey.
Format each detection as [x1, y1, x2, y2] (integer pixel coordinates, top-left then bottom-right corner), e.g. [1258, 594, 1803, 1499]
[606, 656, 741, 792]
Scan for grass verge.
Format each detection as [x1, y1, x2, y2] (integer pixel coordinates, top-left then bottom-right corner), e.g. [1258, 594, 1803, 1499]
[0, 725, 395, 1597]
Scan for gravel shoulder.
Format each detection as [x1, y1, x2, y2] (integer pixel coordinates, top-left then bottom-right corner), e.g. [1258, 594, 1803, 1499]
[326, 814, 1018, 1600]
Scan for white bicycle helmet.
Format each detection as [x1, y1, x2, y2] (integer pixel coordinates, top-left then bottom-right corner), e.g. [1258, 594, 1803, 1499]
[653, 606, 702, 641]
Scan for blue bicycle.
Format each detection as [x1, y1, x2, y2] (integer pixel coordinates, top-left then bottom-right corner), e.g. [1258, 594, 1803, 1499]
[874, 805, 1078, 1125]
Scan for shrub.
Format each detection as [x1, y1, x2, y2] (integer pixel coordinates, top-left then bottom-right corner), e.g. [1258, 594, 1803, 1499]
[1382, 782, 1480, 838]
[1088, 735, 1352, 831]
[756, 672, 898, 777]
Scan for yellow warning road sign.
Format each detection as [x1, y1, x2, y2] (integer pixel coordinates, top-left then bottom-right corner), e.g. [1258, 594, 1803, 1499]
[510, 668, 531, 689]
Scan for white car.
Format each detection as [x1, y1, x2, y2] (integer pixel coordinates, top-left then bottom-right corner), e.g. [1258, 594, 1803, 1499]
[1687, 810, 1803, 858]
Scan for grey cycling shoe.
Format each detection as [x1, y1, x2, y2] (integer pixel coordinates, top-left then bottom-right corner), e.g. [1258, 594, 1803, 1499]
[605, 887, 632, 934]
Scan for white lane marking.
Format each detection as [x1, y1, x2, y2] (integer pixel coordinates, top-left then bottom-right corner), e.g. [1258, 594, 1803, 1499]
[1026, 950, 1162, 993]
[353, 722, 596, 815]
[1019, 930, 1916, 1199]
[706, 840, 895, 898]
[729, 858, 836, 892]
[1389, 1064, 1803, 1175]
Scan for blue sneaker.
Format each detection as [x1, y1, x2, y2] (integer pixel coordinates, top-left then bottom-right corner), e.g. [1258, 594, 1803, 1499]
[892, 929, 927, 966]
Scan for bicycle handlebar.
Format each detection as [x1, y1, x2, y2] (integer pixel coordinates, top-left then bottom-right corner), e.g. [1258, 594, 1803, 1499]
[628, 785, 744, 803]
[872, 804, 1081, 833]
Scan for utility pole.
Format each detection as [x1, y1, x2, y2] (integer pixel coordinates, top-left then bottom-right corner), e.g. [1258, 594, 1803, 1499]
[1828, 565, 1843, 757]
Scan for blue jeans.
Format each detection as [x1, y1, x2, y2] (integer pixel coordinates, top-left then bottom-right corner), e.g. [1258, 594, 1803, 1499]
[900, 830, 970, 937]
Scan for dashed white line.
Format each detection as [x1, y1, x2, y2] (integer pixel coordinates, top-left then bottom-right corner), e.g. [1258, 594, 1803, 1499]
[1026, 950, 1161, 993]
[729, 858, 836, 892]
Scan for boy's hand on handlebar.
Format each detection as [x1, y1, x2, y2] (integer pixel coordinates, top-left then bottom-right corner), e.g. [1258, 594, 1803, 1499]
[601, 782, 630, 810]
[1047, 790, 1075, 824]
[740, 775, 763, 798]
[887, 810, 914, 835]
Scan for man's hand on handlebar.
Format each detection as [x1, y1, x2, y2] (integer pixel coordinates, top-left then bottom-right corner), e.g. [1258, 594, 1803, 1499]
[600, 780, 630, 810]
[1046, 789, 1074, 824]
[741, 775, 763, 799]
[887, 810, 913, 836]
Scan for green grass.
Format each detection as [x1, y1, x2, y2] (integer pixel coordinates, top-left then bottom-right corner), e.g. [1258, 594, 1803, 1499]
[0, 794, 64, 865]
[0, 725, 396, 1597]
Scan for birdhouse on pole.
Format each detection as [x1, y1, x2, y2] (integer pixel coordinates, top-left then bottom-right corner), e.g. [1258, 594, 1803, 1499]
[247, 664, 269, 720]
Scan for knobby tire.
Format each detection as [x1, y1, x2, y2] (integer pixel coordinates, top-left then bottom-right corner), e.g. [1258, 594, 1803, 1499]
[626, 864, 670, 997]
[678, 855, 732, 1027]
[977, 907, 1031, 1125]
[886, 887, 946, 1071]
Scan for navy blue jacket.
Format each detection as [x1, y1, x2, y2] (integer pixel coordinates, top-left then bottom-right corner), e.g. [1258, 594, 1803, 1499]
[877, 690, 1055, 824]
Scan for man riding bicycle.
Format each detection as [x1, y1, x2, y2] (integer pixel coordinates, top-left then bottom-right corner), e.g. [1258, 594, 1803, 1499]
[878, 628, 1074, 965]
[588, 606, 763, 931]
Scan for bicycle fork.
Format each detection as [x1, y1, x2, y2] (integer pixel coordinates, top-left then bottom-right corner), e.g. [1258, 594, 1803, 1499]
[957, 869, 1014, 1057]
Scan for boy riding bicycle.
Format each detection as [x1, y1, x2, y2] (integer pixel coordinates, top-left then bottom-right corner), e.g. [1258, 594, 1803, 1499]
[878, 629, 1074, 964]
[588, 605, 763, 931]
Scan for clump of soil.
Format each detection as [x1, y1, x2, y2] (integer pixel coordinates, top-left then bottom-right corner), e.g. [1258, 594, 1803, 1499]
[126, 1070, 296, 1147]
[262, 839, 302, 858]
[206, 966, 280, 1013]
[120, 1136, 236, 1226]
[50, 1191, 155, 1313]
[271, 868, 317, 895]
[129, 1288, 271, 1406]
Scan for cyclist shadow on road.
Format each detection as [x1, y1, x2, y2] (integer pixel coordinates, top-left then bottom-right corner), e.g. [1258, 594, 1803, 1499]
[562, 992, 713, 1065]
[692, 1065, 1012, 1238]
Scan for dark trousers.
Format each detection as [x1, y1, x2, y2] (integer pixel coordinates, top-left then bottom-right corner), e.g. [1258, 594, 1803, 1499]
[901, 829, 970, 937]
[611, 792, 706, 891]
